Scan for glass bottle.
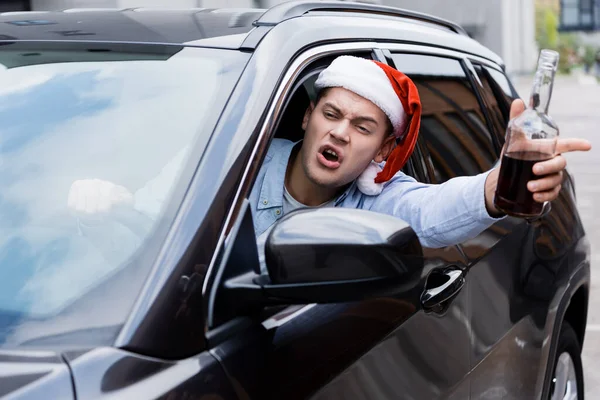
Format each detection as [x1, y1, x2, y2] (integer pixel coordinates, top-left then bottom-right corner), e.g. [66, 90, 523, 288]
[494, 49, 560, 218]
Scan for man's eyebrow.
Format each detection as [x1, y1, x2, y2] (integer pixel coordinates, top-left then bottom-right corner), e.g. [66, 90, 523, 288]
[322, 102, 342, 114]
[322, 102, 379, 125]
[354, 116, 379, 125]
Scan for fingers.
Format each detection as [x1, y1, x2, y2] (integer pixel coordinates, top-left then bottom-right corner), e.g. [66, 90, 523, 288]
[528, 154, 565, 203]
[506, 100, 591, 154]
[509, 98, 526, 120]
[556, 138, 592, 154]
[531, 184, 561, 203]
[528, 171, 563, 193]
[532, 155, 567, 175]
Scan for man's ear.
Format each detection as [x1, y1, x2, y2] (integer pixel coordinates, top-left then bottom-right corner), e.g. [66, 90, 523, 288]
[374, 135, 396, 163]
[302, 102, 315, 131]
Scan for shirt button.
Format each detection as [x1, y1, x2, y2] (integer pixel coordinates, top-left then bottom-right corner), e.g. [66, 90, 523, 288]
[275, 209, 281, 215]
[262, 199, 268, 205]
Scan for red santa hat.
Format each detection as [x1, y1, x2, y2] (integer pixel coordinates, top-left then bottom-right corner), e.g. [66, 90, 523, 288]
[314, 56, 422, 195]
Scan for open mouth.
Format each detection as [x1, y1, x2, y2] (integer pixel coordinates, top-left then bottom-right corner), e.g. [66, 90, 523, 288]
[317, 145, 343, 169]
[322, 148, 339, 162]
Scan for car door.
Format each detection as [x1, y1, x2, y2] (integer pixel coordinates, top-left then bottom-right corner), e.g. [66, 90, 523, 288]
[383, 48, 530, 398]
[458, 63, 539, 399]
[385, 47, 578, 398]
[204, 45, 472, 400]
[462, 62, 586, 399]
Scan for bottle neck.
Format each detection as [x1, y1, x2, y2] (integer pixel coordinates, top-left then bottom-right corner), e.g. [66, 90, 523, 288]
[529, 67, 555, 114]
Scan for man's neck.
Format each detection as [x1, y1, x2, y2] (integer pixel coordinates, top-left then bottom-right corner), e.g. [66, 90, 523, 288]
[285, 146, 341, 206]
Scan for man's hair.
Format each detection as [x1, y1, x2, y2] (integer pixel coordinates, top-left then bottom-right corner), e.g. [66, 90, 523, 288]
[314, 87, 394, 137]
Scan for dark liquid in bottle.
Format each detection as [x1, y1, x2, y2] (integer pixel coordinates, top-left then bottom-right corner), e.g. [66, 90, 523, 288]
[494, 151, 551, 217]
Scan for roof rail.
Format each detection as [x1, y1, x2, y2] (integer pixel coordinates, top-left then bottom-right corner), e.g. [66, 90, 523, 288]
[254, 1, 467, 36]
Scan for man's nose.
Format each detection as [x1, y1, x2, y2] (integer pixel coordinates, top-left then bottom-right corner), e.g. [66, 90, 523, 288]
[329, 121, 350, 143]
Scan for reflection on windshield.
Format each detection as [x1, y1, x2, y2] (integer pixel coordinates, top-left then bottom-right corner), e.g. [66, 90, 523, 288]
[0, 44, 248, 347]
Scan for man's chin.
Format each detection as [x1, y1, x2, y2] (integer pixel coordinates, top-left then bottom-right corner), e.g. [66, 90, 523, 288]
[306, 168, 353, 190]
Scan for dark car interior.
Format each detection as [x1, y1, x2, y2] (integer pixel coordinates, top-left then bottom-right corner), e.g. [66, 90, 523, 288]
[271, 51, 423, 179]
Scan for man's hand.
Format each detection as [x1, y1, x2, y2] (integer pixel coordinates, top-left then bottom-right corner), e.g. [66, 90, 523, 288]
[485, 99, 592, 217]
[68, 179, 134, 214]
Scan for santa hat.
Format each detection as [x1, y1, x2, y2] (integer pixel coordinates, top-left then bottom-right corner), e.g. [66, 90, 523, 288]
[314, 55, 422, 195]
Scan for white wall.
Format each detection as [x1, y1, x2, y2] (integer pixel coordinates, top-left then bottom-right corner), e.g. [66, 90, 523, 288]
[502, 0, 537, 75]
[382, 0, 536, 74]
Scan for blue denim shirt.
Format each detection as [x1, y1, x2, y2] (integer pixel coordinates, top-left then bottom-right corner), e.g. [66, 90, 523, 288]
[250, 139, 502, 248]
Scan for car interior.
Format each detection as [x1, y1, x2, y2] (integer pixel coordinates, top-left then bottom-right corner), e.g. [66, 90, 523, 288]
[271, 51, 424, 180]
[272, 53, 368, 142]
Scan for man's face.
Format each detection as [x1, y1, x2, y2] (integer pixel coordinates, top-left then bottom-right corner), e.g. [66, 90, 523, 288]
[299, 87, 395, 189]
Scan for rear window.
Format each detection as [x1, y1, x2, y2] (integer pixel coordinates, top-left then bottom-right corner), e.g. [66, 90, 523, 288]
[389, 53, 499, 183]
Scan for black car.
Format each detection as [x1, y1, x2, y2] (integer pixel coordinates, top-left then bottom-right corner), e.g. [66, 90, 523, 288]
[0, 2, 590, 399]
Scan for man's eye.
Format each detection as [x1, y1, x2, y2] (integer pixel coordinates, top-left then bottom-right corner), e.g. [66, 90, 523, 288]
[324, 112, 336, 119]
[357, 126, 370, 134]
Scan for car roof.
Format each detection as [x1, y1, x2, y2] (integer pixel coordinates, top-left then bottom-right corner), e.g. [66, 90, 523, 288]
[0, 2, 502, 66]
[0, 8, 263, 46]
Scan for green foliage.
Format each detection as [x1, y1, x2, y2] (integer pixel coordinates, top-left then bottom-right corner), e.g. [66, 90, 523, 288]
[535, 4, 586, 74]
[557, 33, 580, 73]
[536, 5, 558, 49]
[583, 45, 598, 67]
[545, 9, 558, 48]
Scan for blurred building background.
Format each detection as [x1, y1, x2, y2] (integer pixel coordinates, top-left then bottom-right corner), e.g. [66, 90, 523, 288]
[2, 0, 599, 75]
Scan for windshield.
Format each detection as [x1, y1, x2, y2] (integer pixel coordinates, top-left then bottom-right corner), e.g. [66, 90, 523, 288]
[0, 42, 249, 347]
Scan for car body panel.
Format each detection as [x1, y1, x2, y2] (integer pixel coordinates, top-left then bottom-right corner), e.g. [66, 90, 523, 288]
[211, 247, 471, 400]
[453, 62, 591, 398]
[0, 350, 73, 399]
[0, 8, 261, 47]
[63, 347, 237, 399]
[0, 6, 503, 68]
[255, 14, 502, 66]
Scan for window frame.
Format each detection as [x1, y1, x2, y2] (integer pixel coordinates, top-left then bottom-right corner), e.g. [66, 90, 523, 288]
[204, 42, 389, 332]
[470, 62, 520, 145]
[380, 44, 507, 182]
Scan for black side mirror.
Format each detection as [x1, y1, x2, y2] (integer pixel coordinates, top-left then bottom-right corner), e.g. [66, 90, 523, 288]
[260, 208, 423, 303]
[267, 208, 422, 281]
[208, 203, 424, 330]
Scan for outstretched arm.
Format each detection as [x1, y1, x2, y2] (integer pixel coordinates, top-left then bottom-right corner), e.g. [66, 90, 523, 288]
[370, 99, 591, 248]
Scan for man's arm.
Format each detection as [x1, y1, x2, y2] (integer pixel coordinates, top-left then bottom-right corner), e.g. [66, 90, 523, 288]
[369, 170, 500, 248]
[369, 99, 591, 248]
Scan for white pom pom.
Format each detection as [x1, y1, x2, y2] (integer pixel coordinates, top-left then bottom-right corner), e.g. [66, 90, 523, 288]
[357, 161, 384, 196]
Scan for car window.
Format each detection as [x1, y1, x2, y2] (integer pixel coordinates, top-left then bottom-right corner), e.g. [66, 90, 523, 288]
[0, 42, 249, 347]
[473, 64, 517, 143]
[389, 53, 498, 183]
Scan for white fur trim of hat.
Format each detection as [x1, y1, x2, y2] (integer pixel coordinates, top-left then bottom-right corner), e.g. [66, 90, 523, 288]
[314, 55, 406, 136]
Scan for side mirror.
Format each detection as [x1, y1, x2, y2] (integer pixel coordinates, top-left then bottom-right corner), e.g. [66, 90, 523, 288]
[261, 208, 423, 303]
[209, 203, 424, 329]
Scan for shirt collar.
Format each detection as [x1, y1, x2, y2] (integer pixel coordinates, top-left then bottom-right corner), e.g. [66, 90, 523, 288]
[334, 180, 356, 206]
[258, 139, 297, 210]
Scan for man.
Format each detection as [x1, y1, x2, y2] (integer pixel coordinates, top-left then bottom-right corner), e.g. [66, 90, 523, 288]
[69, 56, 592, 268]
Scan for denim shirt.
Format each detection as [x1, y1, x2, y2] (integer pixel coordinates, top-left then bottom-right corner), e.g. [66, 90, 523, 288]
[249, 139, 502, 249]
